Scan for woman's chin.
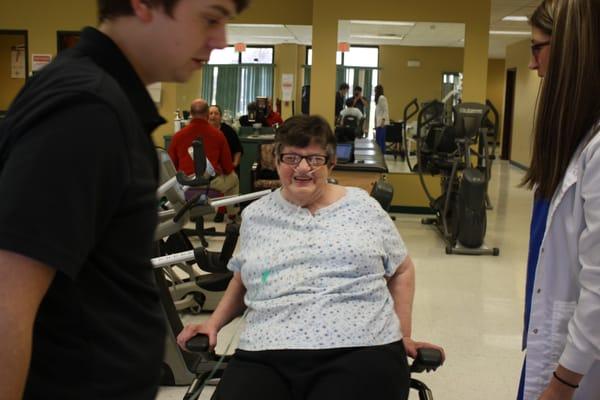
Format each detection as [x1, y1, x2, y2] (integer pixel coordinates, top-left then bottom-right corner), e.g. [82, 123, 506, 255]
[292, 179, 314, 188]
[284, 183, 318, 203]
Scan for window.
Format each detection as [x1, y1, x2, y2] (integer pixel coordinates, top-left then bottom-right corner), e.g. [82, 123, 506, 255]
[306, 48, 342, 66]
[442, 72, 463, 110]
[343, 47, 378, 67]
[202, 46, 275, 118]
[306, 46, 377, 67]
[208, 46, 274, 64]
[304, 46, 379, 135]
[242, 47, 273, 64]
[208, 47, 239, 64]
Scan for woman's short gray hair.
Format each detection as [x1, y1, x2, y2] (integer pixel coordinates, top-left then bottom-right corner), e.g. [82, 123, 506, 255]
[274, 115, 336, 163]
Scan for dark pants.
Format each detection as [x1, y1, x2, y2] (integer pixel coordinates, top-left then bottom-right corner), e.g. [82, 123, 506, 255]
[376, 126, 387, 154]
[214, 341, 410, 400]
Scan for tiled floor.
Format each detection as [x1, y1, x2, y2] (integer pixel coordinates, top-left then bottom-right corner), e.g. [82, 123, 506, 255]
[156, 160, 532, 400]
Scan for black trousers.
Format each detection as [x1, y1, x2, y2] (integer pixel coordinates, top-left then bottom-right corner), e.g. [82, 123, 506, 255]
[214, 340, 410, 400]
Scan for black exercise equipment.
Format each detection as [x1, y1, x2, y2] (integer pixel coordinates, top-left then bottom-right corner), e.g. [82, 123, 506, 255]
[415, 101, 500, 256]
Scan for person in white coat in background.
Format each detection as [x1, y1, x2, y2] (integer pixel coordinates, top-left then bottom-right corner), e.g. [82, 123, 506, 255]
[374, 85, 389, 153]
[517, 0, 600, 399]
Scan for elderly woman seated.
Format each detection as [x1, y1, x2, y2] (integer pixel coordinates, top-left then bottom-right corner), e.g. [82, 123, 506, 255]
[177, 115, 444, 400]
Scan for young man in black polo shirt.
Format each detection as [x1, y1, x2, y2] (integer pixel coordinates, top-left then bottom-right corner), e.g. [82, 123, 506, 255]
[0, 0, 248, 399]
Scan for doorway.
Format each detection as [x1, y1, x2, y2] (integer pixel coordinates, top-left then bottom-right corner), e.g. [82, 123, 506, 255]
[0, 29, 28, 115]
[501, 68, 516, 160]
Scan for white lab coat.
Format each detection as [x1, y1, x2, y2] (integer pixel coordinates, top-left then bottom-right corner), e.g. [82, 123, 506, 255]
[524, 122, 600, 399]
[375, 95, 389, 128]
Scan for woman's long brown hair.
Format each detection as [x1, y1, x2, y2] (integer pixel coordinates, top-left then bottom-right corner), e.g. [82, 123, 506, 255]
[523, 0, 600, 199]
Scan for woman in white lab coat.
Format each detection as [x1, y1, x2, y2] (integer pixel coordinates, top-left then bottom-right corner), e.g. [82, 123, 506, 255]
[374, 85, 389, 153]
[518, 0, 600, 399]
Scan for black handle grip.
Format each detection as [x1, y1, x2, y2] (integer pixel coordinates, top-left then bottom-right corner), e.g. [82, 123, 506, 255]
[403, 97, 420, 122]
[219, 223, 240, 263]
[193, 223, 240, 273]
[186, 334, 210, 353]
[410, 348, 443, 373]
[176, 140, 210, 186]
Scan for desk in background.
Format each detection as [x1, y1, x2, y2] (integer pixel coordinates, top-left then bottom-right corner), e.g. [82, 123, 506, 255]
[166, 129, 387, 195]
[331, 139, 387, 193]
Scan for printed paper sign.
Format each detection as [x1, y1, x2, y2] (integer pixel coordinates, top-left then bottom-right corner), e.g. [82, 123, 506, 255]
[11, 48, 25, 78]
[31, 54, 52, 72]
[281, 74, 294, 102]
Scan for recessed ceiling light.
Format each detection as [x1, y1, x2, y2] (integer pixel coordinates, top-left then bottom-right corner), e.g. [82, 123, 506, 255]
[502, 16, 529, 22]
[489, 30, 530, 35]
[349, 20, 415, 27]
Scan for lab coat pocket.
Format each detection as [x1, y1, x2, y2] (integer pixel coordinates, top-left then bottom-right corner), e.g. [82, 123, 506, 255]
[550, 301, 577, 360]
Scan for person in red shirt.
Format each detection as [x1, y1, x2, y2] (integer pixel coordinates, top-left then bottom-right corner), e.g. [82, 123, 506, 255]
[168, 98, 240, 220]
[265, 98, 283, 127]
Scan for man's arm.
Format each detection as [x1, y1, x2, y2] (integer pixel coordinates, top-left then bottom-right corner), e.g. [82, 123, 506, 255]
[0, 250, 55, 399]
[219, 137, 235, 175]
[232, 152, 242, 168]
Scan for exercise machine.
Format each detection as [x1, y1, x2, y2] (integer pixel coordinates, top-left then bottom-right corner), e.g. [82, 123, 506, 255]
[415, 101, 500, 256]
[154, 140, 270, 384]
[156, 142, 269, 313]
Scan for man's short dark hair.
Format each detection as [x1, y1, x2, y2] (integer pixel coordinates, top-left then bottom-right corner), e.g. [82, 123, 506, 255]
[354, 86, 362, 93]
[97, 0, 250, 22]
[339, 83, 349, 91]
[274, 115, 336, 163]
[345, 98, 354, 107]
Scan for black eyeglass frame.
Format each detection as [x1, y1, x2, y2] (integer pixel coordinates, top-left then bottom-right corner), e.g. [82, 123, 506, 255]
[278, 153, 330, 167]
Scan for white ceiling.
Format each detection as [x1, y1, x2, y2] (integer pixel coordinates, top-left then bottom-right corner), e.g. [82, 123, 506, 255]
[225, 0, 540, 59]
[488, 0, 540, 58]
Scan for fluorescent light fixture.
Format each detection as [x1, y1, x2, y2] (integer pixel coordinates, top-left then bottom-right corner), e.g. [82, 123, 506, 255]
[489, 30, 530, 35]
[502, 15, 529, 22]
[227, 24, 285, 28]
[350, 34, 404, 40]
[350, 20, 415, 27]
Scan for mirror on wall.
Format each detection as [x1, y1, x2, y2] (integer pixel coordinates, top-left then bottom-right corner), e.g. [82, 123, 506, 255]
[333, 19, 465, 172]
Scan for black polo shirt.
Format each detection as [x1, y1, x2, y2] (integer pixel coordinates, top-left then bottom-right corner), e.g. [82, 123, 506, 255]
[220, 122, 243, 156]
[0, 27, 165, 400]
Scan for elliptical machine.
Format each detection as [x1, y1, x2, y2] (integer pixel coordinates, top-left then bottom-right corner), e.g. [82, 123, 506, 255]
[154, 140, 271, 386]
[415, 101, 499, 256]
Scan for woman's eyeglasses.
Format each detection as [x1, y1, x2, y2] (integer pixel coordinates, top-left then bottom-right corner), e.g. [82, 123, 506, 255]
[531, 41, 550, 57]
[279, 153, 329, 167]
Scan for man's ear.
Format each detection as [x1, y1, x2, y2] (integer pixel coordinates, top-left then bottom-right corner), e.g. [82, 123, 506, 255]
[130, 0, 154, 22]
